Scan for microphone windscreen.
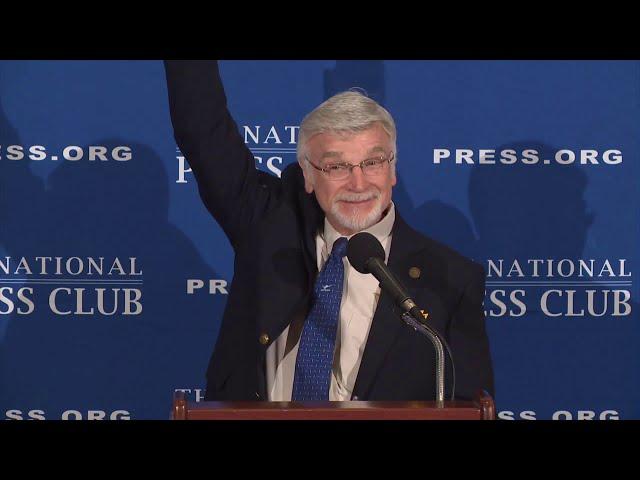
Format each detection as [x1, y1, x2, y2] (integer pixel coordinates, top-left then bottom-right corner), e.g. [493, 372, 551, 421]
[347, 232, 385, 274]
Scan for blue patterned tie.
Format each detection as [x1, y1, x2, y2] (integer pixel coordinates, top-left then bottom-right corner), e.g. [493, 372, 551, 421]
[292, 236, 348, 401]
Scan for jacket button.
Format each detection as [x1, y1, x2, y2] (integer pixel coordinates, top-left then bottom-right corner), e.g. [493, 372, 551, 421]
[259, 333, 270, 345]
[409, 266, 421, 279]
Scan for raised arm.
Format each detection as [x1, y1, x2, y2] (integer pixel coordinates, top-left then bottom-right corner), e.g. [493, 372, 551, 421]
[164, 60, 280, 248]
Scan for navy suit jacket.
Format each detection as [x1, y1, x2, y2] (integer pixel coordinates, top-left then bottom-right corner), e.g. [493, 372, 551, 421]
[164, 60, 494, 402]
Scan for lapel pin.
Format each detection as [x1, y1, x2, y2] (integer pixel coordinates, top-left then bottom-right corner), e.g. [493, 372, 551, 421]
[409, 266, 421, 279]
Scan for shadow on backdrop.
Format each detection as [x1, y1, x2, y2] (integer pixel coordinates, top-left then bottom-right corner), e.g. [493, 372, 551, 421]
[0, 91, 225, 418]
[468, 141, 638, 414]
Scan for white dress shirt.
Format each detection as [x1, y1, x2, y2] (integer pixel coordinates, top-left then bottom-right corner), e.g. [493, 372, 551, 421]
[266, 203, 395, 401]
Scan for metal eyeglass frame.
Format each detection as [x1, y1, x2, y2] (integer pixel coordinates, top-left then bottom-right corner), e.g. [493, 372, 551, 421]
[304, 152, 395, 180]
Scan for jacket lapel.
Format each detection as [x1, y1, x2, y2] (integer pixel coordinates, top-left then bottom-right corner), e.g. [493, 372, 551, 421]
[256, 166, 322, 335]
[291, 163, 321, 282]
[351, 213, 423, 399]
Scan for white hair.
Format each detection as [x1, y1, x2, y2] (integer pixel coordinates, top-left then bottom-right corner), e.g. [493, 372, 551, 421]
[297, 90, 397, 180]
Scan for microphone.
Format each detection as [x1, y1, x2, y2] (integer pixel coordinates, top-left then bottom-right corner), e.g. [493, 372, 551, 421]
[346, 231, 455, 403]
[346, 232, 424, 320]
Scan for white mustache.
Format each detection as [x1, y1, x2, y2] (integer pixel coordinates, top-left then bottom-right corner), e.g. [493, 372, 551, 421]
[334, 189, 380, 203]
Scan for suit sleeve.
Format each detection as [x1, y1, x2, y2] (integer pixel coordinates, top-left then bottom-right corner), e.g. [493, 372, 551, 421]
[163, 60, 280, 248]
[448, 263, 495, 401]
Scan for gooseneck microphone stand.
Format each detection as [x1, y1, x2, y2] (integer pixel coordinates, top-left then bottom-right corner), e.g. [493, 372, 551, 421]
[399, 309, 456, 406]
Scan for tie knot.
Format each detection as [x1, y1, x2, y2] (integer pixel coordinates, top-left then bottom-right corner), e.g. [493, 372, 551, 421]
[331, 237, 348, 259]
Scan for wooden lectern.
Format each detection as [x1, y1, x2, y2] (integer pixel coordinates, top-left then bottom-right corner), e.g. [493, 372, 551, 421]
[171, 390, 495, 420]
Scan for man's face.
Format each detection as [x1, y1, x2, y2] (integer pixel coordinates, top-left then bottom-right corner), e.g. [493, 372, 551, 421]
[300, 123, 396, 235]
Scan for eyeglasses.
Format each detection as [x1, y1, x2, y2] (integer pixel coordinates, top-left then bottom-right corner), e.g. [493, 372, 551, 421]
[305, 152, 395, 181]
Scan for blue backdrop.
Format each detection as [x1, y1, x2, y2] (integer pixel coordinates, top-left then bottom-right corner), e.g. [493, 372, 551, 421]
[0, 60, 638, 419]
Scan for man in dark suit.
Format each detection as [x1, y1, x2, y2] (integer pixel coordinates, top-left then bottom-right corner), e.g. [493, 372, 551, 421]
[164, 60, 494, 402]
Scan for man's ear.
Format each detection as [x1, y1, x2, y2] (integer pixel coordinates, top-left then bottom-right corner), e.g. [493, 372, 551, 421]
[299, 160, 314, 194]
[391, 155, 397, 186]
